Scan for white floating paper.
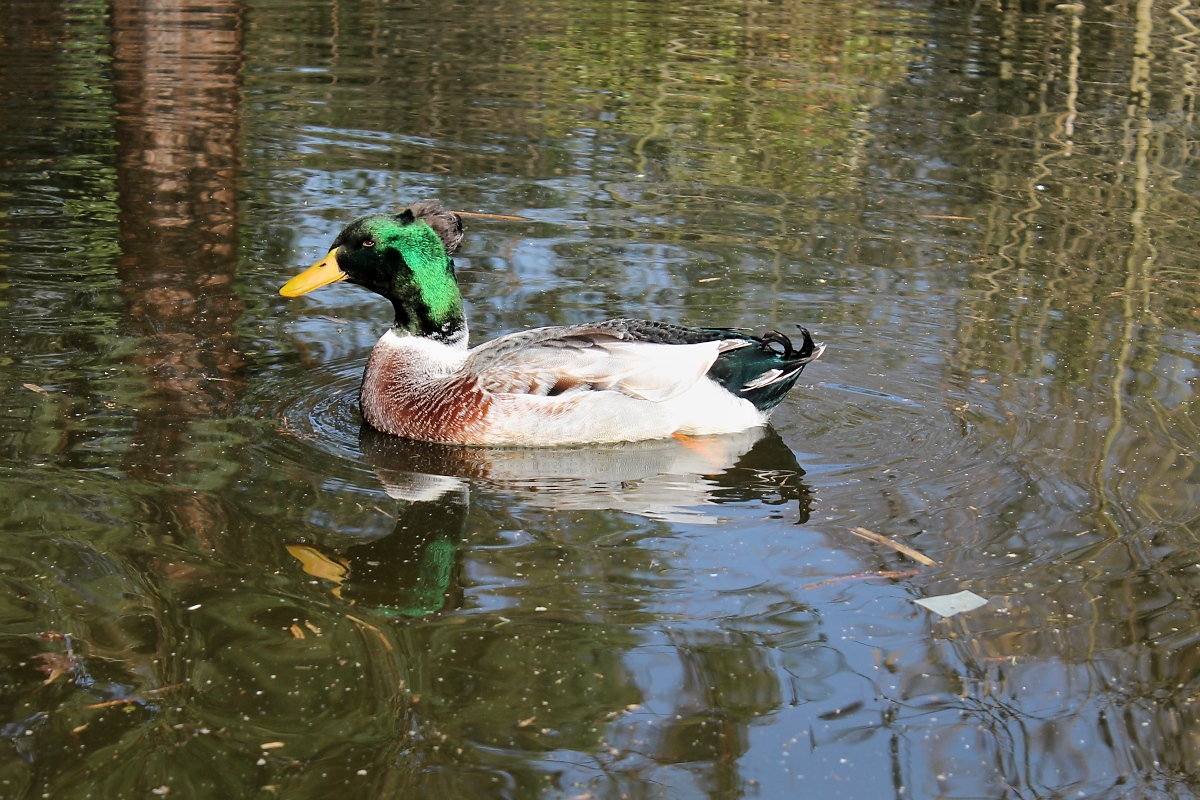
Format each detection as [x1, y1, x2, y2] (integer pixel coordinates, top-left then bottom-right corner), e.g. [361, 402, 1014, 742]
[914, 590, 988, 617]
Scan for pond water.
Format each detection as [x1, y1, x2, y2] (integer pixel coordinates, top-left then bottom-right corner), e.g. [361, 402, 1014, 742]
[2, 0, 1200, 797]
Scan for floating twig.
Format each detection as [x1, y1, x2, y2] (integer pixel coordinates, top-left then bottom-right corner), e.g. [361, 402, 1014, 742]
[79, 682, 186, 710]
[453, 211, 531, 221]
[848, 527, 938, 566]
[346, 614, 393, 652]
[802, 569, 922, 590]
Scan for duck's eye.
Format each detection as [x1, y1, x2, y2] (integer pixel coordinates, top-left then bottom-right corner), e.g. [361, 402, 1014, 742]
[362, 238, 375, 248]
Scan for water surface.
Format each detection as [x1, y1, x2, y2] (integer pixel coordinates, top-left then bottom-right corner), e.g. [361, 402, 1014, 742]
[2, 0, 1200, 797]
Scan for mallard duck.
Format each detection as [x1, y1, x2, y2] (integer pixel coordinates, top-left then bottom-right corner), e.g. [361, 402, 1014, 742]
[280, 200, 825, 446]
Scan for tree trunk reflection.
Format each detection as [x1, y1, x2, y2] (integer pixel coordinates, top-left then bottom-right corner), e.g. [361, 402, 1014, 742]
[112, 0, 245, 487]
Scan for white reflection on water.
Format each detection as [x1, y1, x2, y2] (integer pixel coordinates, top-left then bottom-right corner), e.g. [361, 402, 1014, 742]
[360, 426, 812, 525]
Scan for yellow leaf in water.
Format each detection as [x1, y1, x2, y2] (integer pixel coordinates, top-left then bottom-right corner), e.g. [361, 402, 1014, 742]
[286, 545, 348, 584]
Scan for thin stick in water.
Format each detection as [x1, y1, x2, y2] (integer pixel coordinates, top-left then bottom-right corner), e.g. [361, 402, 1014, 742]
[848, 527, 938, 566]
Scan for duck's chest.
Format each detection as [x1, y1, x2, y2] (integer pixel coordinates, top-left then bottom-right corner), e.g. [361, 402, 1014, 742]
[359, 333, 490, 443]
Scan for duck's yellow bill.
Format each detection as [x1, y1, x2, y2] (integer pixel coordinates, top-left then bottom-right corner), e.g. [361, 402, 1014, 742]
[279, 250, 347, 297]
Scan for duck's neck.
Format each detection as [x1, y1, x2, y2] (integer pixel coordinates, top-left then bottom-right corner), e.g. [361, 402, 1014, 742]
[391, 297, 468, 348]
[385, 225, 468, 348]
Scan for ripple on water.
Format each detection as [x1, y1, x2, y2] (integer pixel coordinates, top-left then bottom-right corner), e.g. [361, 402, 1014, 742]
[254, 351, 367, 467]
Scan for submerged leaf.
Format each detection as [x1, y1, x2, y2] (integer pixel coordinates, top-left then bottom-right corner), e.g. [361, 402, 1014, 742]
[286, 545, 348, 584]
[36, 652, 76, 685]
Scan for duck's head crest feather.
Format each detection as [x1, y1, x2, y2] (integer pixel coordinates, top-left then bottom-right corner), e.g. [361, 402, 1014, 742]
[408, 200, 464, 255]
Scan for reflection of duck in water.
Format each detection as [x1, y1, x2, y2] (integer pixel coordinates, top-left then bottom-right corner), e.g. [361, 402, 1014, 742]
[343, 493, 467, 617]
[359, 424, 814, 525]
[279, 201, 824, 446]
[287, 427, 814, 615]
[288, 483, 468, 617]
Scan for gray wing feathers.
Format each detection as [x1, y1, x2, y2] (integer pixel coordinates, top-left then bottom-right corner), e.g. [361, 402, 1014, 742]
[464, 323, 727, 403]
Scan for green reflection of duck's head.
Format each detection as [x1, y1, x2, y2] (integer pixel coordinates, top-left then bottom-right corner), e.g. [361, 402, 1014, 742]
[290, 495, 466, 618]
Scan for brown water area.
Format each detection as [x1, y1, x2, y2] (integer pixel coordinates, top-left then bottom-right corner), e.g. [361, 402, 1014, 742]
[0, 0, 1199, 797]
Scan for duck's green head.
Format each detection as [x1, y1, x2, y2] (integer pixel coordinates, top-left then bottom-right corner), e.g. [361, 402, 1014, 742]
[280, 201, 466, 343]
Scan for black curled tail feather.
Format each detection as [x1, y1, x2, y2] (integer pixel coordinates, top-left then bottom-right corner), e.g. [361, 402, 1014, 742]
[794, 326, 818, 362]
[760, 326, 820, 363]
[760, 330, 793, 358]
